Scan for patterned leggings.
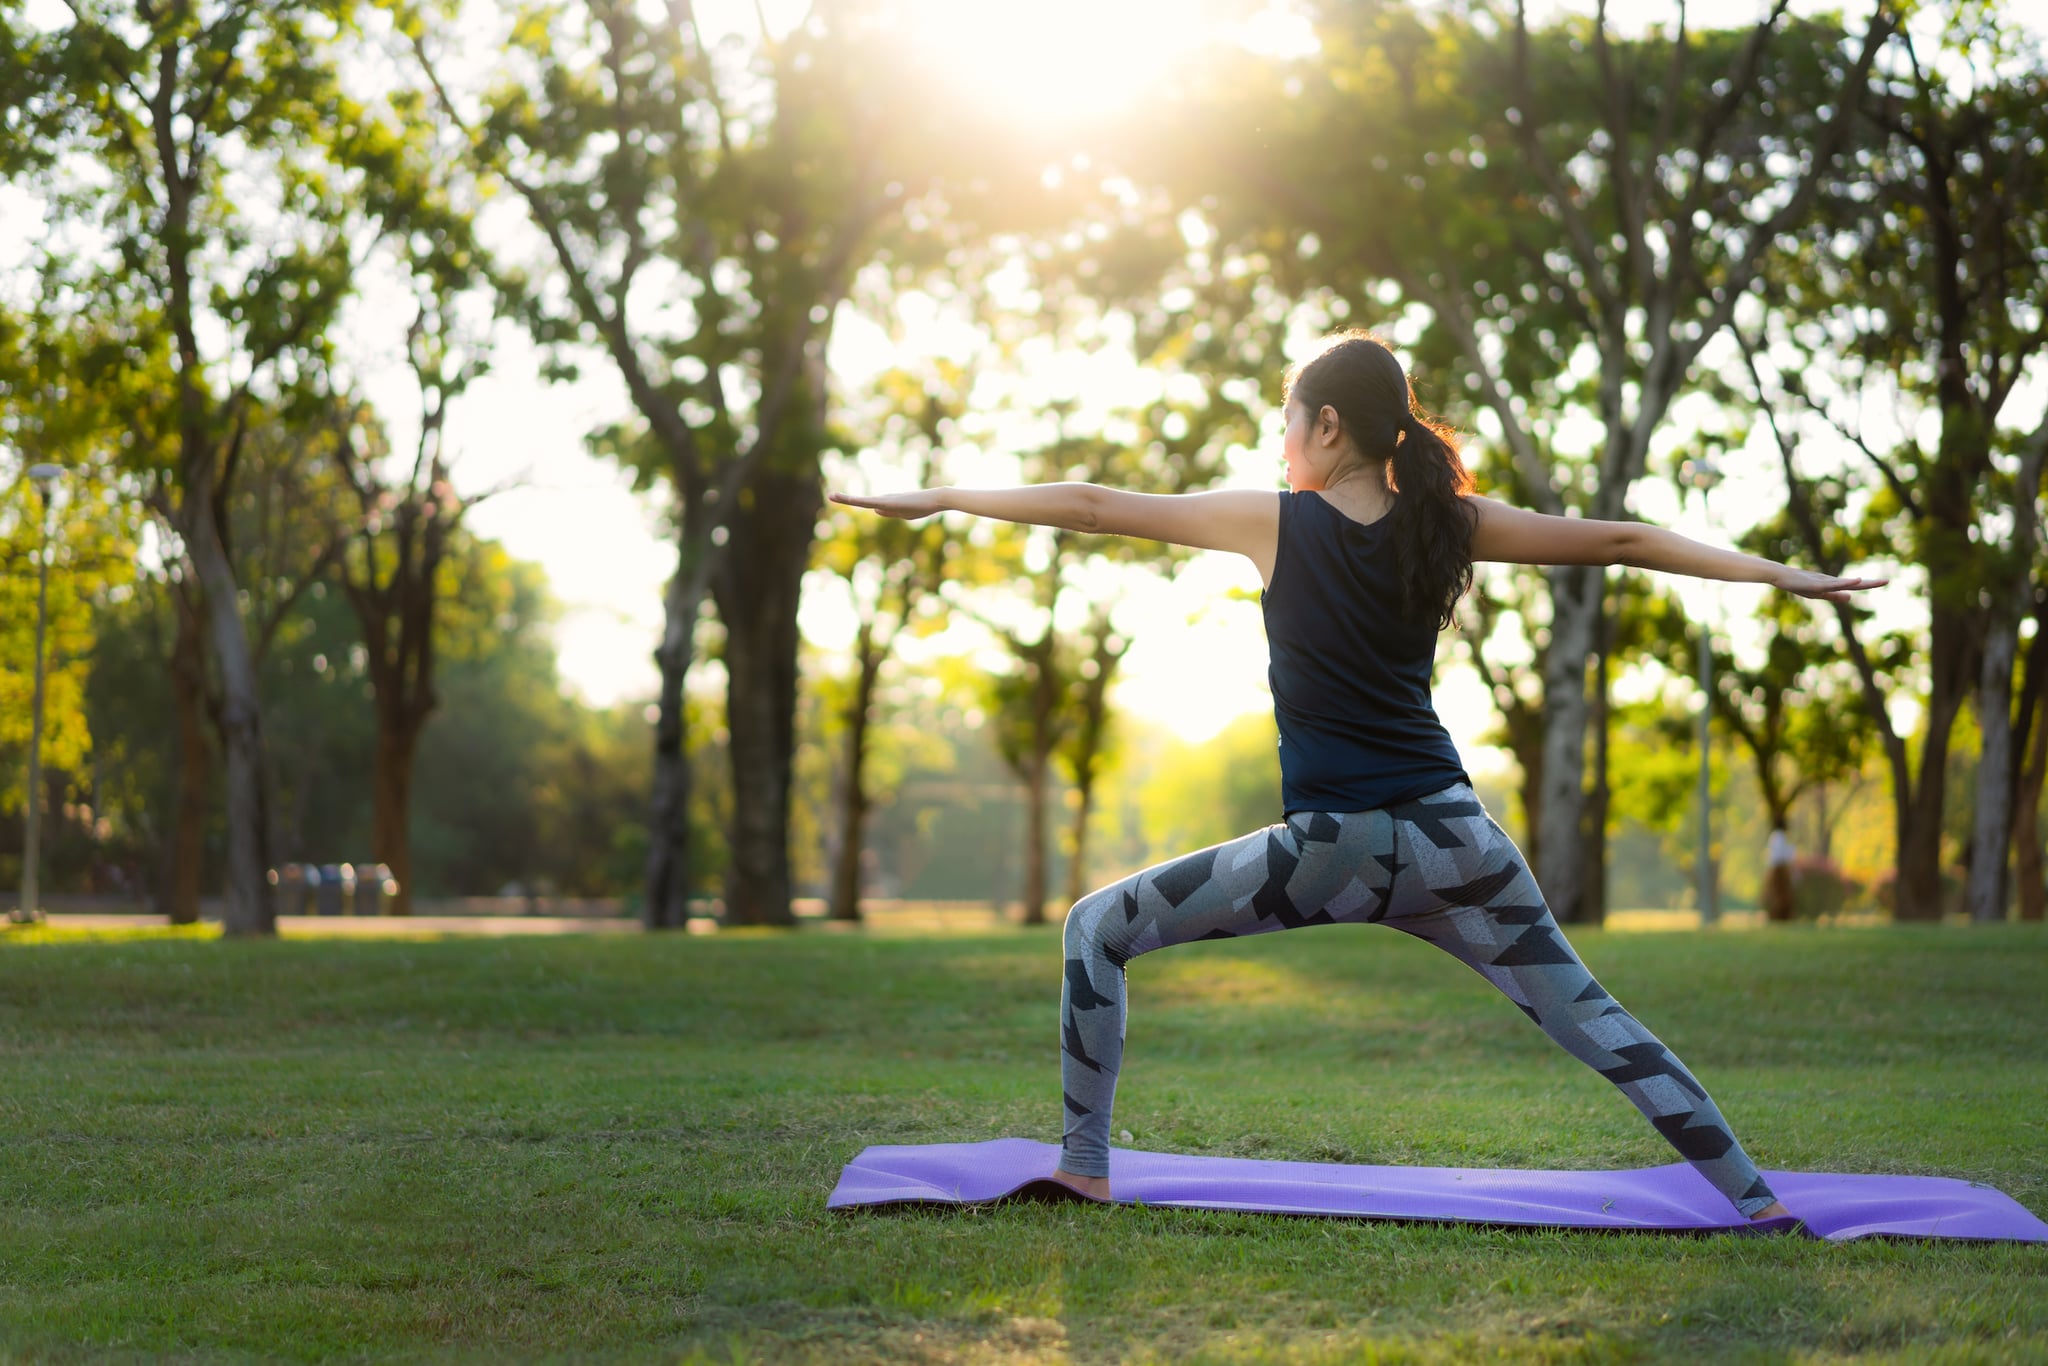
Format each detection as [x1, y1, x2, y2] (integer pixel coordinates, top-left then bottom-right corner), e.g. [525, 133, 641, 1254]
[1059, 783, 1778, 1216]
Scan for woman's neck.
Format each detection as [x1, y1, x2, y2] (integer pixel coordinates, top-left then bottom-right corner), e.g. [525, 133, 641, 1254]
[1317, 461, 1392, 518]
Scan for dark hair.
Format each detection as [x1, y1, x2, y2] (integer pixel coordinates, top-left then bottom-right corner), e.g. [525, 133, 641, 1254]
[1284, 331, 1476, 629]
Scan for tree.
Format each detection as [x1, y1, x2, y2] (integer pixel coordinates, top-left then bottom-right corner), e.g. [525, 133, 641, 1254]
[970, 397, 1248, 924]
[807, 365, 1008, 921]
[0, 292, 141, 840]
[403, 0, 933, 926]
[0, 273, 182, 910]
[1742, 16, 2048, 919]
[1641, 560, 1875, 918]
[331, 283, 496, 915]
[0, 460, 138, 893]
[5, 2, 406, 933]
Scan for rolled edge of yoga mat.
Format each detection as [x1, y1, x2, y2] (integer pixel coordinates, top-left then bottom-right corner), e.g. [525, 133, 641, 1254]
[826, 1138, 2048, 1244]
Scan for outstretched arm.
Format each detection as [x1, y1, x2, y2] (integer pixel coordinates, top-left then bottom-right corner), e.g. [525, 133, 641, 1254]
[1467, 496, 1886, 602]
[830, 483, 1279, 564]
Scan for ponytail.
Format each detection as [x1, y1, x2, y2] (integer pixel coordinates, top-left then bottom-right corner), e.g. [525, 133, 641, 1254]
[1388, 410, 1477, 630]
[1285, 332, 1477, 630]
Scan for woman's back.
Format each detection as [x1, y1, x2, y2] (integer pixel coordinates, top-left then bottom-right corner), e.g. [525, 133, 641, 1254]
[1261, 489, 1468, 816]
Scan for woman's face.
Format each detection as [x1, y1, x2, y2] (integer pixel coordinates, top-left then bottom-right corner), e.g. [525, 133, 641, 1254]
[1281, 397, 1344, 491]
[1281, 398, 1313, 490]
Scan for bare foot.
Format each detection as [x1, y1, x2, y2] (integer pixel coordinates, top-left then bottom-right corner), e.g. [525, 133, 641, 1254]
[1749, 1200, 1793, 1221]
[1050, 1168, 1112, 1201]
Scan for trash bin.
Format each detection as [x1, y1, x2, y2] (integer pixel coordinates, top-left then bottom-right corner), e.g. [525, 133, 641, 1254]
[353, 863, 394, 916]
[315, 863, 356, 917]
[273, 864, 312, 917]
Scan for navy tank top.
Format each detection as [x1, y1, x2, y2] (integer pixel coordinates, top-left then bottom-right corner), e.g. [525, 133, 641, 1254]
[1260, 490, 1470, 815]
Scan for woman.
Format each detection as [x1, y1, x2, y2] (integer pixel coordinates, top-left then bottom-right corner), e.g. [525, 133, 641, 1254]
[832, 332, 1882, 1222]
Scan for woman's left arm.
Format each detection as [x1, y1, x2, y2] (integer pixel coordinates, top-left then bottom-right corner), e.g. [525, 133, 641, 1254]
[1466, 496, 1886, 602]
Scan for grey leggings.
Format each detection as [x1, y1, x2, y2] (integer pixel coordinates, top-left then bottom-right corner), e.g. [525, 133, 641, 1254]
[1058, 783, 1778, 1216]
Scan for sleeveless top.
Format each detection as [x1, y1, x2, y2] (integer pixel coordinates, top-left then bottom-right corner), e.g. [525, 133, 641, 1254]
[1260, 490, 1470, 815]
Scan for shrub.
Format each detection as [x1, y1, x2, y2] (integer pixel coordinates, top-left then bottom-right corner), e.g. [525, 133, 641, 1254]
[1792, 856, 1864, 921]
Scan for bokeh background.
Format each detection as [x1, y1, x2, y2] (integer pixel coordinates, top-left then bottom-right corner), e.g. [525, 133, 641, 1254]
[2, 0, 2043, 933]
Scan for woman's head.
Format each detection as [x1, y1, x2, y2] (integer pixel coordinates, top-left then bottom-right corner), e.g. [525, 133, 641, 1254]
[1281, 331, 1478, 628]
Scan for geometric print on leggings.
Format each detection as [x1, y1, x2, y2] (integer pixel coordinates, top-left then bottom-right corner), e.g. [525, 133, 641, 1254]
[1058, 782, 1778, 1216]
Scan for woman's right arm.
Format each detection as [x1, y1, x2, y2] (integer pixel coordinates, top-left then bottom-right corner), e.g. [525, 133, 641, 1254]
[830, 484, 1280, 572]
[1466, 495, 1885, 601]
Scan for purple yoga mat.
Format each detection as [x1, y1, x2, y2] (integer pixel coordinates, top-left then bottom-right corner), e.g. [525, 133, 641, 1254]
[829, 1138, 2048, 1243]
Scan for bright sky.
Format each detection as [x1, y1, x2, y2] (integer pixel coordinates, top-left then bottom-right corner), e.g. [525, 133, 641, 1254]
[5, 0, 2010, 768]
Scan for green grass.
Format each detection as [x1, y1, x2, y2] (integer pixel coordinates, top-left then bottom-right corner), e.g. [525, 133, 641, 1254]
[1, 922, 2043, 1363]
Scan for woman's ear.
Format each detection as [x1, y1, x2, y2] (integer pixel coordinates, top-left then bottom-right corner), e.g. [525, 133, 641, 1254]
[1317, 404, 1342, 447]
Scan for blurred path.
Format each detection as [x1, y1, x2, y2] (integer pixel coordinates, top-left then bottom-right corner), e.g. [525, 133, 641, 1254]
[36, 913, 658, 937]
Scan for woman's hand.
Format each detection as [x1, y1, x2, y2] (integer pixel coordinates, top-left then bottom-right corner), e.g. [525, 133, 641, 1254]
[1769, 565, 1889, 602]
[829, 489, 948, 521]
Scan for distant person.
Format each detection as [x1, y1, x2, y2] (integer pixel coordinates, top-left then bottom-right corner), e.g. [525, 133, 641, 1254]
[1765, 822, 1797, 922]
[833, 331, 1884, 1223]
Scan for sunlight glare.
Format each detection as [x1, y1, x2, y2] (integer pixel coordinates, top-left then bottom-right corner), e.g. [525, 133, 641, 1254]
[897, 0, 1212, 123]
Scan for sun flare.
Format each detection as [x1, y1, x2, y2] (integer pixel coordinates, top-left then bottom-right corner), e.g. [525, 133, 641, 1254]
[896, 0, 1216, 124]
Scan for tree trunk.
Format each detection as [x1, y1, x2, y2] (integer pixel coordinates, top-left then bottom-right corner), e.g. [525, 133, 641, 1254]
[1505, 707, 1545, 860]
[1021, 748, 1049, 926]
[645, 527, 706, 930]
[1577, 586, 1610, 927]
[2013, 594, 2048, 923]
[712, 467, 820, 927]
[828, 630, 882, 923]
[1965, 615, 2018, 922]
[371, 717, 419, 917]
[1458, 601, 1545, 853]
[1015, 629, 1064, 928]
[186, 499, 273, 937]
[2016, 699, 2047, 923]
[1895, 602, 1975, 920]
[1064, 778, 1096, 910]
[161, 589, 208, 925]
[1534, 564, 1601, 920]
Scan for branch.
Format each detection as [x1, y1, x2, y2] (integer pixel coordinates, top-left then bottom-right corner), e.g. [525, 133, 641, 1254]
[1500, 222, 1601, 337]
[1736, 328, 1843, 574]
[252, 529, 348, 662]
[599, 10, 654, 318]
[1590, 0, 1653, 311]
[1645, 0, 1688, 200]
[417, 29, 712, 493]
[2007, 413, 2048, 574]
[674, 0, 735, 163]
[1511, 0, 1621, 325]
[1736, 327, 1904, 762]
[1680, 2, 1899, 364]
[181, 1, 258, 145]
[1400, 263, 1563, 515]
[445, 472, 525, 524]
[61, 1, 159, 136]
[1785, 377, 1922, 519]
[1669, 0, 1793, 254]
[219, 234, 360, 440]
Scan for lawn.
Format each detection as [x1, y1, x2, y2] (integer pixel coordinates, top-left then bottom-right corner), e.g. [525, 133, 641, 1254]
[1, 920, 2043, 1363]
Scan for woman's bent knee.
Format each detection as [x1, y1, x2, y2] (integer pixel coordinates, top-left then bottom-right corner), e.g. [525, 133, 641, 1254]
[1063, 883, 1133, 967]
[1062, 892, 1103, 958]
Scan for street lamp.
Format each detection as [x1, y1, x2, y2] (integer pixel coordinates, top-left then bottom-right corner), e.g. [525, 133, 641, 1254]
[1679, 455, 1723, 928]
[12, 462, 63, 926]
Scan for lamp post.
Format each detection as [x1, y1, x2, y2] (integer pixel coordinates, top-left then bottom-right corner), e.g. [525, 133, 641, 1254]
[1679, 455, 1723, 928]
[13, 462, 63, 926]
